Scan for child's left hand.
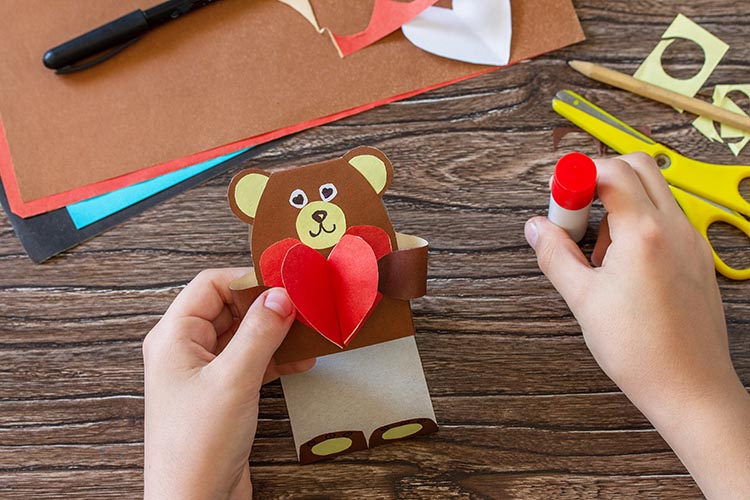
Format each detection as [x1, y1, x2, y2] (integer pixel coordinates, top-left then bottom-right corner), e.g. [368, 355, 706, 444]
[143, 268, 314, 500]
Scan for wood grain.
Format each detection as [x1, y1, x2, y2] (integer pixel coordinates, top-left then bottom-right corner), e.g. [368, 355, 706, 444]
[1, 1, 749, 498]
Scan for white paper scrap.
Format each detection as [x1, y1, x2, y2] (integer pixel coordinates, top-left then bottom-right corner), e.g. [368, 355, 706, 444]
[402, 0, 512, 66]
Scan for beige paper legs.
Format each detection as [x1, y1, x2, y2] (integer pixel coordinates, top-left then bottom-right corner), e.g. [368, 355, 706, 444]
[281, 336, 437, 464]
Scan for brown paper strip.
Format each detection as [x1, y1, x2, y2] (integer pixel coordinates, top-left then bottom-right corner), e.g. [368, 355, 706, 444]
[378, 233, 429, 300]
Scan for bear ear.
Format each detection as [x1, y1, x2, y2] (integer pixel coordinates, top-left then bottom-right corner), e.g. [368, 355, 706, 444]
[228, 169, 270, 224]
[344, 146, 393, 197]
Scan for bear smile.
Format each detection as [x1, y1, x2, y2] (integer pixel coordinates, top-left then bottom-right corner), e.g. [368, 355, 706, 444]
[309, 223, 337, 238]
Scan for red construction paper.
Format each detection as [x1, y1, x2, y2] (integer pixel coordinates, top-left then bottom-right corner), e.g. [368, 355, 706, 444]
[341, 225, 392, 260]
[327, 235, 382, 344]
[282, 234, 381, 348]
[283, 243, 339, 341]
[260, 238, 301, 287]
[330, 0, 439, 56]
[259, 238, 315, 331]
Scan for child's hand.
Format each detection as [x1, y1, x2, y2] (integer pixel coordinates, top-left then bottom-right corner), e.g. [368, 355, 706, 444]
[143, 269, 313, 500]
[525, 153, 750, 499]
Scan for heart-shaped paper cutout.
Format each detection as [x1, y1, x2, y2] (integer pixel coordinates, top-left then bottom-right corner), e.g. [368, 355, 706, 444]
[342, 225, 392, 259]
[402, 0, 512, 66]
[259, 237, 318, 331]
[259, 238, 301, 288]
[281, 234, 382, 348]
[259, 227, 391, 287]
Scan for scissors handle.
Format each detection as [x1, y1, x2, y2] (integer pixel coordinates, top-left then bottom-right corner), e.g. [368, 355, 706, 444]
[661, 155, 750, 220]
[553, 90, 750, 218]
[670, 186, 750, 280]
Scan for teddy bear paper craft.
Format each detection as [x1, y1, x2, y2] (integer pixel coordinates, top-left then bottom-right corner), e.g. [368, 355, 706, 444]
[228, 146, 437, 464]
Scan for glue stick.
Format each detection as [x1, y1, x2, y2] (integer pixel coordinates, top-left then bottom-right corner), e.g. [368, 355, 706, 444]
[548, 152, 597, 242]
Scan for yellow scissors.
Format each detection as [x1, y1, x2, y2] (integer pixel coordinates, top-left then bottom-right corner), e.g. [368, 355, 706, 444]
[552, 89, 750, 280]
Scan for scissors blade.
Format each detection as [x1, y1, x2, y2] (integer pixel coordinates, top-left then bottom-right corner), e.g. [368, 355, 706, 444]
[552, 90, 659, 155]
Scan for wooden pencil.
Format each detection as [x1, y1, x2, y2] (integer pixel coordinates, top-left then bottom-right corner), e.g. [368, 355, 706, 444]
[569, 60, 750, 132]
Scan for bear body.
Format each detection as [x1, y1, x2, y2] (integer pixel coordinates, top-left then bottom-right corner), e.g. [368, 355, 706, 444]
[228, 146, 437, 463]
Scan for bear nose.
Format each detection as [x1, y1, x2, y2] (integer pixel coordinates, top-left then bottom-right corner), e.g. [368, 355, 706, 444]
[312, 210, 328, 224]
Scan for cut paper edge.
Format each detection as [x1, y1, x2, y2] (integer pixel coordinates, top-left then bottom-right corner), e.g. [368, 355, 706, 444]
[66, 148, 250, 229]
[260, 238, 303, 287]
[633, 13, 749, 155]
[283, 243, 341, 345]
[692, 85, 750, 156]
[402, 0, 512, 66]
[633, 13, 729, 110]
[281, 0, 438, 57]
[378, 233, 429, 300]
[340, 293, 382, 347]
[0, 145, 270, 263]
[0, 65, 499, 219]
[328, 235, 381, 344]
[280, 235, 380, 348]
[342, 225, 392, 260]
[260, 239, 319, 332]
[278, 0, 322, 31]
[331, 0, 440, 57]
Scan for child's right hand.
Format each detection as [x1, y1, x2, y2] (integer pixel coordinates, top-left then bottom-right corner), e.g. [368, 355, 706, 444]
[525, 152, 750, 499]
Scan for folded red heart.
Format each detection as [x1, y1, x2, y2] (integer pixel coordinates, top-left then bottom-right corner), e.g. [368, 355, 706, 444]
[260, 226, 392, 347]
[228, 146, 432, 364]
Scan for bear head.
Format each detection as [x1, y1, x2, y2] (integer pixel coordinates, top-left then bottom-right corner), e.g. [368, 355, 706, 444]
[228, 146, 398, 282]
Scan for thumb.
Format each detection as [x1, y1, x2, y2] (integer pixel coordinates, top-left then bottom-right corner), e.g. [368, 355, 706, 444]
[217, 287, 295, 386]
[525, 217, 593, 306]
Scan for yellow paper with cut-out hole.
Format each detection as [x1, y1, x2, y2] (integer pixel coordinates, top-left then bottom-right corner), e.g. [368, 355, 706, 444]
[634, 14, 750, 155]
[634, 14, 728, 110]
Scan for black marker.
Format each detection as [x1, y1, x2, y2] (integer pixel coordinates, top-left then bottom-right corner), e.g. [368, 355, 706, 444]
[43, 0, 220, 74]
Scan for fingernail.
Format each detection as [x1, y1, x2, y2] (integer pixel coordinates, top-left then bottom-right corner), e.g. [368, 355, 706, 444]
[264, 288, 294, 318]
[524, 220, 539, 250]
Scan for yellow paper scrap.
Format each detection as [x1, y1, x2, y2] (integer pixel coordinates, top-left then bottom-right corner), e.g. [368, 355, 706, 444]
[692, 85, 750, 156]
[635, 14, 750, 155]
[634, 13, 729, 109]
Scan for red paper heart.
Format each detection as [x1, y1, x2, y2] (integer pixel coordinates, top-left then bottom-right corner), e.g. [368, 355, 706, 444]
[344, 225, 392, 259]
[281, 235, 381, 348]
[259, 238, 300, 288]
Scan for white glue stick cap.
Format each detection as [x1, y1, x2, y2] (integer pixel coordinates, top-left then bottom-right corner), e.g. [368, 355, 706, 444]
[548, 152, 597, 242]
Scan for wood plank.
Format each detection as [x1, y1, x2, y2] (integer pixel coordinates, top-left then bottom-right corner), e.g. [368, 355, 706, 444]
[0, 1, 748, 497]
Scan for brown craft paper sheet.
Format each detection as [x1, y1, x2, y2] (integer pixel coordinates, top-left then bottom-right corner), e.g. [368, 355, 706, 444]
[310, 0, 381, 35]
[0, 0, 584, 205]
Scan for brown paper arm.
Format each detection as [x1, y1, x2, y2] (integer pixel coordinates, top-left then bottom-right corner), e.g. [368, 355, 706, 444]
[229, 271, 269, 319]
[378, 233, 428, 300]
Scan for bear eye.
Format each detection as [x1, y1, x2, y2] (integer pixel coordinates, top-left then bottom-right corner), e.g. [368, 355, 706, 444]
[319, 183, 337, 202]
[289, 189, 308, 209]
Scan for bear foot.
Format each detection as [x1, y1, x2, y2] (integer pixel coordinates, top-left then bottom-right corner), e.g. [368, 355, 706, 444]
[369, 417, 438, 448]
[299, 430, 368, 465]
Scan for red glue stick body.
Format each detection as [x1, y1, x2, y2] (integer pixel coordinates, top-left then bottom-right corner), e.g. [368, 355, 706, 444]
[548, 152, 597, 242]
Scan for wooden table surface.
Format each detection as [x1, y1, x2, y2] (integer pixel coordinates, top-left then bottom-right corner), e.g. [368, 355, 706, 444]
[2, 1, 749, 498]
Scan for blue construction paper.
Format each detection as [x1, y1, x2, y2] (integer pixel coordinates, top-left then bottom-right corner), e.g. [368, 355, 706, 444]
[67, 148, 251, 229]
